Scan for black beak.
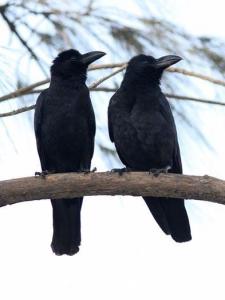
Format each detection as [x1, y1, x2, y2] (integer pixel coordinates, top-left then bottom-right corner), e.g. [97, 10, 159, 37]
[156, 55, 182, 69]
[81, 51, 106, 65]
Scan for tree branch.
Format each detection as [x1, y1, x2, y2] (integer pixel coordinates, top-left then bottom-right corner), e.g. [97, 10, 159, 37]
[2, 63, 225, 104]
[0, 63, 126, 103]
[168, 67, 225, 87]
[89, 65, 126, 88]
[0, 79, 49, 103]
[89, 62, 126, 71]
[0, 9, 47, 75]
[0, 104, 36, 118]
[0, 172, 224, 207]
[1, 91, 225, 118]
[1, 62, 225, 118]
[165, 93, 225, 106]
[0, 67, 126, 118]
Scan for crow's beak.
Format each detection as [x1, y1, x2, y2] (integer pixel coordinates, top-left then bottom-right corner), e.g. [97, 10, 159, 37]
[81, 51, 106, 65]
[156, 55, 182, 69]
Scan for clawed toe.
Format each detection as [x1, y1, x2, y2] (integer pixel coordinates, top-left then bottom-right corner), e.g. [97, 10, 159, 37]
[90, 167, 97, 173]
[148, 165, 171, 177]
[84, 167, 97, 174]
[35, 170, 54, 178]
[78, 167, 97, 174]
[110, 167, 131, 176]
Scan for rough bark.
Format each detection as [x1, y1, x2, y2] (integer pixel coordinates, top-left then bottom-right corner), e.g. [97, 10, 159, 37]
[0, 172, 224, 207]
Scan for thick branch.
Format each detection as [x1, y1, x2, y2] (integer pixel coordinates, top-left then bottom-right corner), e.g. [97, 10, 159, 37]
[0, 172, 224, 207]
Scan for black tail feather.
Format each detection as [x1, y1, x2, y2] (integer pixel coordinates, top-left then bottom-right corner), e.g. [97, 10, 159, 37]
[51, 197, 83, 255]
[143, 197, 191, 242]
[143, 197, 171, 235]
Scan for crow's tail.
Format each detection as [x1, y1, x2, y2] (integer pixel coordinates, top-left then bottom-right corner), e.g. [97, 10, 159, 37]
[51, 198, 83, 255]
[143, 197, 191, 242]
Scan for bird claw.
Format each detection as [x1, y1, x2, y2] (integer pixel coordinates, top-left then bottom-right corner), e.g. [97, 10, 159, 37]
[78, 167, 97, 174]
[35, 170, 55, 178]
[110, 167, 131, 176]
[90, 167, 97, 173]
[148, 165, 171, 177]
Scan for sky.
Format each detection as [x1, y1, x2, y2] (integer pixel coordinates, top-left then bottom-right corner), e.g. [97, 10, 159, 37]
[104, 0, 225, 39]
[1, 1, 225, 300]
[167, 0, 225, 38]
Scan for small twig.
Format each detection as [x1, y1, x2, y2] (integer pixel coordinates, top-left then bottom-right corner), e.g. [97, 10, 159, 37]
[88, 62, 126, 71]
[0, 67, 126, 118]
[0, 9, 47, 75]
[165, 94, 225, 106]
[0, 63, 126, 103]
[1, 92, 225, 118]
[0, 105, 36, 117]
[1, 62, 225, 117]
[1, 52, 225, 104]
[91, 87, 117, 92]
[1, 63, 225, 103]
[13, 87, 116, 97]
[89, 65, 126, 88]
[168, 67, 225, 87]
[0, 79, 49, 103]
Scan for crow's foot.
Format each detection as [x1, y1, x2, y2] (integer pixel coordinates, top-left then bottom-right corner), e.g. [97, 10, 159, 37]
[78, 167, 97, 174]
[90, 167, 97, 173]
[148, 165, 171, 177]
[110, 167, 132, 176]
[35, 170, 55, 178]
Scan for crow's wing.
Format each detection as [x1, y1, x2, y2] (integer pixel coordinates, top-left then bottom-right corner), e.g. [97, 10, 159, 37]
[85, 89, 96, 162]
[87, 106, 96, 164]
[108, 91, 133, 167]
[34, 89, 48, 170]
[108, 92, 118, 142]
[159, 94, 182, 174]
[172, 141, 182, 174]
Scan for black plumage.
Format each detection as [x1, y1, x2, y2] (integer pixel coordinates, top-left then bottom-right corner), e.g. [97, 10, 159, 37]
[108, 54, 191, 242]
[34, 49, 105, 255]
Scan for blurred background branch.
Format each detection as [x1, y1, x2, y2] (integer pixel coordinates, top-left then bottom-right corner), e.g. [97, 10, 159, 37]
[2, 64, 225, 103]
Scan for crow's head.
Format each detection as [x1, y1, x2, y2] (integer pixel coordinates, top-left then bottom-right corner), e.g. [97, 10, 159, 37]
[125, 54, 182, 84]
[51, 49, 106, 78]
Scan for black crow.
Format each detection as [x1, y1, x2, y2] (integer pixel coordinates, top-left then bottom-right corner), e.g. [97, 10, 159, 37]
[108, 54, 191, 242]
[34, 49, 105, 255]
